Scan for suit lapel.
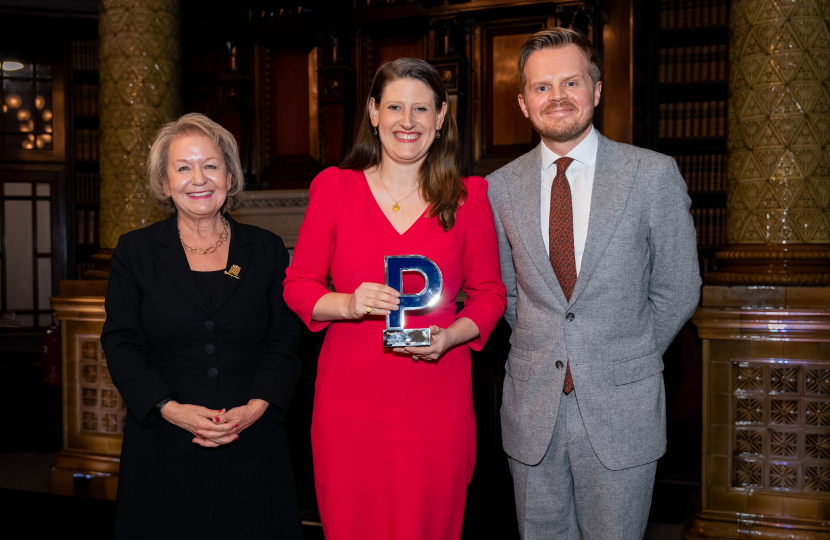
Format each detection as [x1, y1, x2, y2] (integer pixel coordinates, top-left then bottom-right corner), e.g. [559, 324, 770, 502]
[154, 214, 210, 314]
[212, 214, 253, 314]
[569, 133, 638, 305]
[509, 145, 569, 309]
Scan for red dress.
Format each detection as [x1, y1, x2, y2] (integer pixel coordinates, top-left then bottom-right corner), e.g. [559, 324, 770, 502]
[284, 167, 506, 540]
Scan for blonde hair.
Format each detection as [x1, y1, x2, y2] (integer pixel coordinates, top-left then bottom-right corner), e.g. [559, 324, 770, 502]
[146, 112, 245, 214]
[518, 28, 602, 92]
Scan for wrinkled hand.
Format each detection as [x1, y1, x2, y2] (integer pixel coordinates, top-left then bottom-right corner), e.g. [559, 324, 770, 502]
[162, 399, 270, 448]
[346, 282, 399, 319]
[161, 402, 231, 447]
[393, 325, 456, 362]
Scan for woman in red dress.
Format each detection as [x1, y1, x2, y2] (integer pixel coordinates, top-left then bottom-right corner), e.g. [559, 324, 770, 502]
[283, 58, 506, 540]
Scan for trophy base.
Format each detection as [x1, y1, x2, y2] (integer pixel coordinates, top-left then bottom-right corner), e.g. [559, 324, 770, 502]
[383, 328, 431, 347]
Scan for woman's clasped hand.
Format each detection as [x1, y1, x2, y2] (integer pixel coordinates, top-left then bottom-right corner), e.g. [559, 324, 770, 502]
[160, 399, 270, 447]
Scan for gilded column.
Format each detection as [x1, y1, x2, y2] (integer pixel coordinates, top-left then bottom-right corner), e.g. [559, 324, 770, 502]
[687, 2, 830, 537]
[48, 1, 182, 499]
[711, 0, 830, 284]
[95, 0, 181, 273]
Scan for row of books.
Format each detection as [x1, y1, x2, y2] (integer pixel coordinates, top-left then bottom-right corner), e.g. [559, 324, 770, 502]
[658, 101, 727, 139]
[658, 45, 728, 83]
[692, 208, 726, 246]
[659, 0, 729, 30]
[673, 154, 727, 193]
[76, 172, 100, 205]
[73, 84, 99, 117]
[76, 208, 99, 246]
[71, 41, 99, 72]
[75, 129, 99, 162]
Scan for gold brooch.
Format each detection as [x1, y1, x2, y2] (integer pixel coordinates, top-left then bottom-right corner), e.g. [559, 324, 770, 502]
[224, 264, 241, 279]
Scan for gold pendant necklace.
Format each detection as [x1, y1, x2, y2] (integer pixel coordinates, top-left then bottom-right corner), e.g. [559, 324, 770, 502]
[378, 167, 419, 212]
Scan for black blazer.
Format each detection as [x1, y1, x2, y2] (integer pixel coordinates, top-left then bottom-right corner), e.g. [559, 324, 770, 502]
[101, 213, 303, 540]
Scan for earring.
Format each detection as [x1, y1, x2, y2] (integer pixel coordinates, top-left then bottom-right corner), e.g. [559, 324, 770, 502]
[373, 126, 378, 136]
[436, 130, 441, 139]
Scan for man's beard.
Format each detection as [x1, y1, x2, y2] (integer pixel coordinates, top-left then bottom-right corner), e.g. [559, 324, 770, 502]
[532, 101, 594, 143]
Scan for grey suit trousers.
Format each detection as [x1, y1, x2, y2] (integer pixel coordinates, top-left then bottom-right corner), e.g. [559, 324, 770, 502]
[509, 391, 657, 540]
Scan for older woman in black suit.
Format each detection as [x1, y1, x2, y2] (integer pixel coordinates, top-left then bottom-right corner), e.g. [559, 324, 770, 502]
[101, 113, 303, 539]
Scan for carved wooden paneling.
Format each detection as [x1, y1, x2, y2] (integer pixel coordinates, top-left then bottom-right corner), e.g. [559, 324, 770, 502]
[245, 1, 605, 184]
[730, 359, 830, 495]
[373, 35, 427, 70]
[476, 20, 548, 169]
[271, 48, 319, 163]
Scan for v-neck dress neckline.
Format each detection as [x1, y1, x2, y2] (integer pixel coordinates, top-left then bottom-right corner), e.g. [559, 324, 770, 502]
[361, 170, 429, 237]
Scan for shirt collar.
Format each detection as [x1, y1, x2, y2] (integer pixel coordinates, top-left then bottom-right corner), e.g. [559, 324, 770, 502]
[540, 125, 598, 172]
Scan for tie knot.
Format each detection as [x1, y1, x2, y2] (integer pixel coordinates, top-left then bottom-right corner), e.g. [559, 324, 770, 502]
[555, 157, 574, 173]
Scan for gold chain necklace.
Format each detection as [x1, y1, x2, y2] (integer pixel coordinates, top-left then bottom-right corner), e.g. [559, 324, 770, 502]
[180, 218, 228, 255]
[378, 168, 419, 212]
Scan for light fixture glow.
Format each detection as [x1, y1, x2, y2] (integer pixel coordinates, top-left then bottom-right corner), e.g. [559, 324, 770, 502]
[5, 94, 21, 108]
[35, 96, 45, 109]
[3, 61, 24, 71]
[35, 134, 51, 149]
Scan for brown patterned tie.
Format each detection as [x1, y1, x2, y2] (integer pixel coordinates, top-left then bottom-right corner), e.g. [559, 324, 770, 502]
[549, 157, 576, 394]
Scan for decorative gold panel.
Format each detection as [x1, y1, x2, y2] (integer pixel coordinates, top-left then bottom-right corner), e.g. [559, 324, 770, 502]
[77, 336, 126, 435]
[98, 0, 181, 249]
[735, 456, 763, 487]
[806, 368, 830, 394]
[770, 429, 798, 457]
[804, 465, 830, 492]
[737, 428, 764, 454]
[728, 0, 830, 244]
[731, 360, 830, 494]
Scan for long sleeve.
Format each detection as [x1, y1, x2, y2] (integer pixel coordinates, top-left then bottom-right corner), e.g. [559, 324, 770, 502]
[283, 167, 341, 331]
[101, 235, 175, 427]
[456, 177, 508, 350]
[486, 176, 518, 330]
[248, 235, 303, 421]
[647, 157, 702, 354]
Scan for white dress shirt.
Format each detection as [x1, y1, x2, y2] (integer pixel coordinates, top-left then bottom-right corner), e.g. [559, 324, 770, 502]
[541, 126, 598, 276]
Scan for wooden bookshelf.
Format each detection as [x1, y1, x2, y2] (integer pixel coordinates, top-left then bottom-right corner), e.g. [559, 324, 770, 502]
[636, 0, 729, 282]
[631, 0, 730, 489]
[67, 40, 100, 279]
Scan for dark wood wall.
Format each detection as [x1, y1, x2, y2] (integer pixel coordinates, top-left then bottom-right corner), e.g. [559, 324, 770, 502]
[181, 0, 617, 191]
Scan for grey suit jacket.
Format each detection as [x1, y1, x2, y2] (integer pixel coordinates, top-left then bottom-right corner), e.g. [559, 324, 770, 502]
[487, 131, 701, 470]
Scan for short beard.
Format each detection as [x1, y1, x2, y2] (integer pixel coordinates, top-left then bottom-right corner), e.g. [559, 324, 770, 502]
[532, 103, 595, 144]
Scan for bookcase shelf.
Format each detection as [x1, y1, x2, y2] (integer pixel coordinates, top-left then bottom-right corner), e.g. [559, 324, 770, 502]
[635, 0, 729, 282]
[67, 39, 100, 278]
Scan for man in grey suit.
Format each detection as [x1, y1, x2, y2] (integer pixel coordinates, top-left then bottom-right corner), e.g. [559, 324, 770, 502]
[486, 28, 701, 539]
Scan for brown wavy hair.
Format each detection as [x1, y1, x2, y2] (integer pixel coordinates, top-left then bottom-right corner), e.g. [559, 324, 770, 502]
[340, 58, 466, 231]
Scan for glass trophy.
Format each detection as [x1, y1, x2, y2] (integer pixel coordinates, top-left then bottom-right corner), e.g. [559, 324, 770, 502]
[383, 255, 443, 347]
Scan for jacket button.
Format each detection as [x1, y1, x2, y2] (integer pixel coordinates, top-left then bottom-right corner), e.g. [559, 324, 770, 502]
[207, 367, 218, 378]
[566, 313, 575, 322]
[205, 344, 215, 354]
[555, 361, 564, 369]
[204, 320, 214, 331]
